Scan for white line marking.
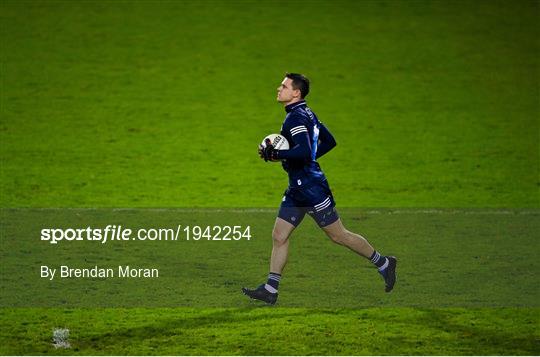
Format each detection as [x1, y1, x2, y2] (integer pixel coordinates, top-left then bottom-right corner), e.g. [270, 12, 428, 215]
[5, 208, 538, 215]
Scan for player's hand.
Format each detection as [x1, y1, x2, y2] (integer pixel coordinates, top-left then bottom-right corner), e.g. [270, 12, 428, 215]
[260, 139, 279, 162]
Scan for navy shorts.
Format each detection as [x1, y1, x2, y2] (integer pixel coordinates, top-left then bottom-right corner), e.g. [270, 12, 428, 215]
[278, 180, 339, 228]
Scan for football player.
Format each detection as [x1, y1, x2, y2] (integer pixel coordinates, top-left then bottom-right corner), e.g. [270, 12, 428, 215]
[243, 73, 397, 304]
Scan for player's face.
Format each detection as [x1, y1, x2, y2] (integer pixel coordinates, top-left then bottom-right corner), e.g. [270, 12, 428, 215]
[277, 77, 300, 104]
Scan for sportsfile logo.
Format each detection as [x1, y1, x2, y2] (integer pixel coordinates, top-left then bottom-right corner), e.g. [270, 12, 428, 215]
[41, 225, 179, 244]
[41, 225, 252, 244]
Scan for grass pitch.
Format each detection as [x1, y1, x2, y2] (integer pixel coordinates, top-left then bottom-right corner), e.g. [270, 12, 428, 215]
[1, 0, 538, 208]
[1, 0, 539, 355]
[1, 308, 538, 355]
[2, 208, 539, 309]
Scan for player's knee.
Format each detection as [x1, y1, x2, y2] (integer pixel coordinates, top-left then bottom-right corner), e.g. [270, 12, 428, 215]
[272, 228, 289, 246]
[326, 229, 348, 245]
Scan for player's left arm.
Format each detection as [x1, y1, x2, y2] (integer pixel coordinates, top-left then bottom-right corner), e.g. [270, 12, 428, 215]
[275, 129, 311, 160]
[315, 122, 337, 159]
[268, 122, 335, 161]
[263, 115, 312, 161]
[259, 135, 310, 162]
[260, 116, 315, 161]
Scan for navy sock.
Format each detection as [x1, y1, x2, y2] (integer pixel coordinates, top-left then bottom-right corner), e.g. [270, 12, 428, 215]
[264, 272, 281, 293]
[370, 251, 389, 271]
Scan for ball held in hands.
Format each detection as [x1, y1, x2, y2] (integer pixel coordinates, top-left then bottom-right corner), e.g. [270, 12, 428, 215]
[259, 134, 289, 162]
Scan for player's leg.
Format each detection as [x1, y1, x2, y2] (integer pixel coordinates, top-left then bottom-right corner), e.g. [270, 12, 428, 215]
[270, 217, 296, 274]
[242, 217, 298, 304]
[242, 190, 305, 304]
[321, 218, 397, 292]
[305, 180, 397, 292]
[321, 218, 374, 257]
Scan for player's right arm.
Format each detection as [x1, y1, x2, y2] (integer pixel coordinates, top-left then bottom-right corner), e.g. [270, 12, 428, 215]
[315, 122, 337, 159]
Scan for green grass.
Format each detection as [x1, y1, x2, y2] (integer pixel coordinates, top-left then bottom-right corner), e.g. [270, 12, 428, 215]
[1, 0, 539, 355]
[1, 0, 538, 207]
[1, 308, 539, 355]
[1, 209, 539, 354]
[1, 208, 539, 308]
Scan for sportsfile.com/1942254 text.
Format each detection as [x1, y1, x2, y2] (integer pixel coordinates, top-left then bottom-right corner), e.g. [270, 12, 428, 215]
[40, 225, 252, 244]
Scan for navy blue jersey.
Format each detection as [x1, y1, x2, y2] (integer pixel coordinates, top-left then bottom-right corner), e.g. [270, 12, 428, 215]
[275, 100, 336, 188]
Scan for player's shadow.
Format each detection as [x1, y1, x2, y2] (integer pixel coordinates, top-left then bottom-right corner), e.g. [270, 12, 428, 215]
[76, 308, 537, 354]
[77, 307, 308, 351]
[382, 308, 538, 354]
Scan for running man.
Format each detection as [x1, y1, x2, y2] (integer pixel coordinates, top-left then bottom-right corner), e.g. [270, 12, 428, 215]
[242, 73, 396, 304]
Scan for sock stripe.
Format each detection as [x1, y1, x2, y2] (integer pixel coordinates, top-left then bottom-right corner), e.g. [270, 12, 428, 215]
[266, 272, 281, 292]
[378, 258, 389, 271]
[370, 251, 381, 263]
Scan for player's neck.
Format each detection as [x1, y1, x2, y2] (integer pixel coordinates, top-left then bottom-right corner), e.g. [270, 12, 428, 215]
[282, 98, 303, 107]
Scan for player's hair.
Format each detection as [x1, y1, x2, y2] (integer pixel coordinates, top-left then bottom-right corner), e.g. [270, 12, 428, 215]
[285, 72, 310, 98]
